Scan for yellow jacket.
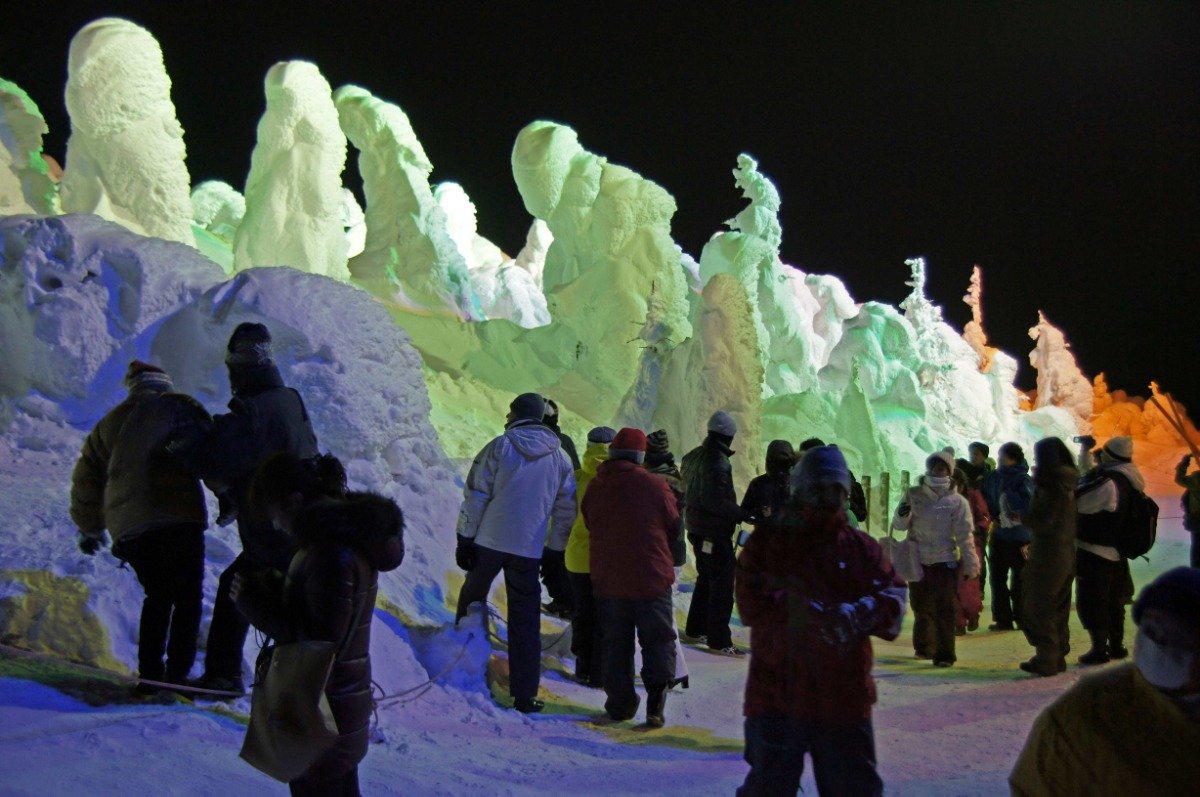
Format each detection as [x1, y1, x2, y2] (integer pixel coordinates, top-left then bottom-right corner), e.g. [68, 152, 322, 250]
[565, 443, 609, 574]
[1010, 663, 1200, 796]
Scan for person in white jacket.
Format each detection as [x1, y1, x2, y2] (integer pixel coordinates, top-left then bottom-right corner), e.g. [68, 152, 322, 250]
[892, 450, 982, 667]
[454, 392, 577, 713]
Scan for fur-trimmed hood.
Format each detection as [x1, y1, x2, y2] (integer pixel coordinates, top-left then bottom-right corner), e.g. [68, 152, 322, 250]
[293, 491, 405, 572]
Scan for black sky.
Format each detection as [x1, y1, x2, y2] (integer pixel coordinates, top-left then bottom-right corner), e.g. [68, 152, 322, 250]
[4, 2, 1198, 408]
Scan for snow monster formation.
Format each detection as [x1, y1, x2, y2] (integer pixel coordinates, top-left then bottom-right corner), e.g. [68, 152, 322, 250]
[234, 61, 350, 280]
[0, 78, 58, 216]
[60, 18, 194, 245]
[1029, 310, 1094, 433]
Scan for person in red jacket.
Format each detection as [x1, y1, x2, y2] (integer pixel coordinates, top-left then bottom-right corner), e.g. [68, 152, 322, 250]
[582, 428, 680, 728]
[735, 445, 907, 796]
[953, 467, 991, 634]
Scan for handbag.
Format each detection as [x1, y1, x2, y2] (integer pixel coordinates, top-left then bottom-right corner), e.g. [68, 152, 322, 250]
[882, 526, 924, 583]
[240, 585, 366, 783]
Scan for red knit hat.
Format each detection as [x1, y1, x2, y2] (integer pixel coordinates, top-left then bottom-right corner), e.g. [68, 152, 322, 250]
[609, 428, 647, 463]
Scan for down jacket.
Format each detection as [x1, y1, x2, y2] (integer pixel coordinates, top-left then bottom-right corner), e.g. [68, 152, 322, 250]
[892, 482, 981, 575]
[70, 383, 211, 546]
[735, 504, 907, 724]
[236, 491, 404, 771]
[456, 420, 577, 559]
[565, 442, 608, 574]
[1010, 664, 1200, 796]
[582, 459, 680, 600]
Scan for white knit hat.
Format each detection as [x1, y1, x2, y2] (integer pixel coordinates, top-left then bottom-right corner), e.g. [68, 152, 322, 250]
[926, 449, 955, 473]
[1103, 436, 1134, 462]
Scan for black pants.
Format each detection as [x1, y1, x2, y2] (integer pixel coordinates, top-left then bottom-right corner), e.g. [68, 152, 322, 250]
[737, 714, 883, 797]
[1020, 553, 1074, 665]
[597, 590, 677, 719]
[290, 762, 359, 796]
[1191, 531, 1200, 569]
[910, 563, 959, 663]
[568, 571, 603, 684]
[989, 538, 1026, 626]
[116, 524, 205, 682]
[456, 545, 542, 700]
[540, 547, 574, 608]
[202, 553, 257, 682]
[1075, 548, 1133, 648]
[685, 533, 735, 649]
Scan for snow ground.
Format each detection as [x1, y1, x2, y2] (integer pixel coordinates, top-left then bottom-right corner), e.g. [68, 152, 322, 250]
[0, 441, 1190, 796]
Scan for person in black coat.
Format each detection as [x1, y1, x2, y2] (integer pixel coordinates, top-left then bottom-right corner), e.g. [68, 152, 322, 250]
[540, 398, 578, 616]
[740, 440, 797, 536]
[179, 322, 321, 693]
[233, 452, 404, 797]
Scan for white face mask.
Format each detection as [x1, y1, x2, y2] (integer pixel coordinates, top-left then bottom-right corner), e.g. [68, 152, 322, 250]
[926, 475, 951, 490]
[1134, 628, 1196, 691]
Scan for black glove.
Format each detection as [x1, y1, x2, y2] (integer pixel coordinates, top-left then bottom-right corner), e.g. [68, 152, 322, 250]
[78, 535, 103, 556]
[1077, 435, 1096, 450]
[897, 503, 912, 517]
[456, 535, 477, 571]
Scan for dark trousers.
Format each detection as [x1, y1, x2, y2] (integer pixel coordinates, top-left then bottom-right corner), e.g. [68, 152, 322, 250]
[597, 590, 677, 719]
[737, 714, 883, 797]
[1020, 556, 1074, 665]
[910, 563, 959, 663]
[117, 525, 205, 682]
[540, 547, 574, 608]
[685, 533, 735, 649]
[289, 762, 359, 797]
[989, 538, 1026, 626]
[568, 571, 603, 684]
[1191, 531, 1200, 569]
[456, 545, 542, 700]
[1075, 548, 1133, 648]
[203, 553, 256, 681]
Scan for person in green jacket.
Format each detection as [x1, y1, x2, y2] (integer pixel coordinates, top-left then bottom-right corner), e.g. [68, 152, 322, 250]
[565, 426, 616, 686]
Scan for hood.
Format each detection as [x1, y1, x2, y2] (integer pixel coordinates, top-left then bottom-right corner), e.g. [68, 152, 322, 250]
[580, 442, 609, 475]
[765, 440, 796, 477]
[1102, 460, 1146, 493]
[505, 421, 563, 459]
[294, 491, 405, 572]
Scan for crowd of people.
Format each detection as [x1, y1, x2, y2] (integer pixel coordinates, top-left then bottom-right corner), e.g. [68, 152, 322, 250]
[68, 352, 1200, 794]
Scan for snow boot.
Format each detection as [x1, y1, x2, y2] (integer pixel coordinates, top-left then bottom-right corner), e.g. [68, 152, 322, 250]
[514, 697, 545, 714]
[646, 685, 667, 729]
[1109, 641, 1129, 660]
[1078, 633, 1111, 666]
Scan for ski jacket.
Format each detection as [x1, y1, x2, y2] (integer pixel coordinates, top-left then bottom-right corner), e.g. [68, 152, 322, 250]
[965, 488, 992, 536]
[680, 433, 745, 540]
[582, 459, 679, 600]
[185, 363, 319, 570]
[457, 420, 577, 559]
[646, 454, 688, 567]
[236, 491, 404, 771]
[1010, 664, 1200, 796]
[735, 505, 907, 724]
[892, 483, 981, 574]
[565, 442, 608, 574]
[741, 441, 794, 536]
[70, 384, 211, 546]
[1076, 460, 1145, 555]
[981, 462, 1035, 543]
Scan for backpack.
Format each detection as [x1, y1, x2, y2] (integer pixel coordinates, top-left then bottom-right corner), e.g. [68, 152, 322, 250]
[1107, 471, 1159, 559]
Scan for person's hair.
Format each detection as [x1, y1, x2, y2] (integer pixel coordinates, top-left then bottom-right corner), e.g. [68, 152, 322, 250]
[998, 442, 1024, 464]
[1033, 437, 1076, 483]
[798, 437, 826, 452]
[968, 441, 989, 458]
[251, 452, 347, 517]
[951, 468, 971, 495]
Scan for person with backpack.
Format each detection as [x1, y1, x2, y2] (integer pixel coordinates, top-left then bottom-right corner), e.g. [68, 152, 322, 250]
[1018, 438, 1078, 676]
[1174, 454, 1200, 568]
[233, 452, 404, 796]
[564, 426, 616, 686]
[70, 361, 212, 694]
[1074, 435, 1149, 665]
[681, 411, 751, 656]
[644, 429, 691, 689]
[735, 446, 907, 796]
[980, 443, 1035, 631]
[454, 393, 577, 713]
[180, 323, 320, 696]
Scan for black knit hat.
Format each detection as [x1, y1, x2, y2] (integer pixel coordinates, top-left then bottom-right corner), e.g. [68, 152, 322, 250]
[509, 392, 546, 422]
[647, 429, 670, 455]
[226, 322, 273, 365]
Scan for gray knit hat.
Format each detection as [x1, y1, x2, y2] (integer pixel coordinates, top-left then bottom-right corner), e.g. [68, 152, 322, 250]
[707, 410, 738, 438]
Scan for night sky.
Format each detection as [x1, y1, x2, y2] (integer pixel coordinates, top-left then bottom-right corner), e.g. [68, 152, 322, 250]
[4, 3, 1197, 409]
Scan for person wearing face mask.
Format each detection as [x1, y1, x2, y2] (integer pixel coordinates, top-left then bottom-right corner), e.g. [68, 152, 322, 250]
[1010, 566, 1200, 795]
[892, 450, 982, 667]
[735, 445, 907, 796]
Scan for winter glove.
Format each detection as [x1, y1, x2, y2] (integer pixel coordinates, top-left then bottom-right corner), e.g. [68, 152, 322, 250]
[813, 597, 877, 651]
[78, 533, 104, 556]
[455, 535, 477, 571]
[1076, 435, 1096, 450]
[897, 503, 912, 517]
